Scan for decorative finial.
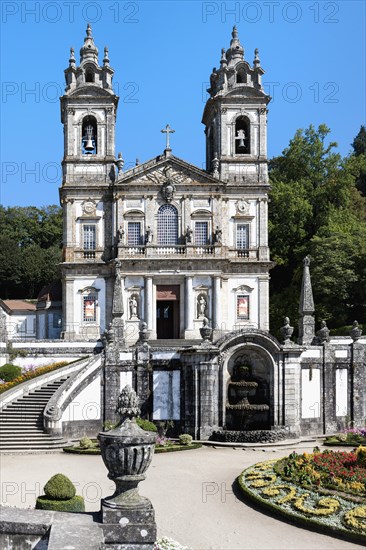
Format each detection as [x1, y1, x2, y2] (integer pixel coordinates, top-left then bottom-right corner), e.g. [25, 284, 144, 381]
[86, 23, 92, 37]
[115, 386, 140, 420]
[280, 316, 294, 344]
[135, 158, 140, 166]
[69, 47, 76, 68]
[115, 152, 124, 173]
[103, 46, 110, 66]
[253, 48, 261, 68]
[350, 320, 362, 342]
[317, 320, 330, 343]
[161, 124, 175, 151]
[227, 24, 244, 61]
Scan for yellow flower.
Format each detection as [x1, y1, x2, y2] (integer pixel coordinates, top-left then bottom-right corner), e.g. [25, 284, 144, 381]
[343, 506, 366, 532]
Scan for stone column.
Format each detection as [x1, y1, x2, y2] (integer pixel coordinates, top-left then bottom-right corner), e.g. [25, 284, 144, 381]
[62, 276, 76, 340]
[213, 276, 221, 330]
[352, 342, 366, 427]
[258, 276, 269, 330]
[185, 276, 193, 331]
[198, 358, 220, 439]
[145, 276, 153, 330]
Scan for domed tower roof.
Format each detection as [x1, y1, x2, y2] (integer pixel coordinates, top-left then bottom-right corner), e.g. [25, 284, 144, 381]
[80, 23, 99, 65]
[226, 26, 244, 63]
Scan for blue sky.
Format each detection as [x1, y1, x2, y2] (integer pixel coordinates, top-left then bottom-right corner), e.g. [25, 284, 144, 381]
[1, 0, 365, 206]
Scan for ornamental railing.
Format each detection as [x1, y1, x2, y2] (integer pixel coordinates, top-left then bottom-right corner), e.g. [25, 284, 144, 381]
[117, 244, 218, 257]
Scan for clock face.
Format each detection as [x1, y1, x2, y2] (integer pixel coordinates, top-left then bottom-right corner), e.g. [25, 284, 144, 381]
[83, 201, 95, 214]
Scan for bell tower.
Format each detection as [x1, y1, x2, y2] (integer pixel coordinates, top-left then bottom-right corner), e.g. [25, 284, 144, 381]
[202, 26, 270, 184]
[60, 24, 119, 186]
[59, 25, 119, 341]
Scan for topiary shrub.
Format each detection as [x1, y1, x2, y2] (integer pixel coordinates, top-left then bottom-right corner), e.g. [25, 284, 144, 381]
[0, 364, 22, 382]
[36, 495, 85, 512]
[136, 417, 157, 432]
[179, 434, 193, 446]
[36, 473, 84, 513]
[44, 473, 76, 500]
[79, 436, 93, 449]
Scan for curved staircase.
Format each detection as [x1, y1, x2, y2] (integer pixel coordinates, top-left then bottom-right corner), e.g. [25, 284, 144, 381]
[0, 377, 71, 452]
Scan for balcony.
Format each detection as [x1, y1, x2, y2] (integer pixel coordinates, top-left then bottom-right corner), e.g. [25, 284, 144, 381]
[117, 245, 260, 260]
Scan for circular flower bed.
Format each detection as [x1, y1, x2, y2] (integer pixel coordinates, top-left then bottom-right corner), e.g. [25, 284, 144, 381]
[211, 428, 288, 444]
[238, 449, 366, 543]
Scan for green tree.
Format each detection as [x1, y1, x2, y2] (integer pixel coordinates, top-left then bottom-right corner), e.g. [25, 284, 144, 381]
[0, 205, 62, 299]
[269, 124, 366, 332]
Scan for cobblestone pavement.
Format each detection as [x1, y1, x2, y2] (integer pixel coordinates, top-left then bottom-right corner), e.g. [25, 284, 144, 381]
[0, 443, 363, 549]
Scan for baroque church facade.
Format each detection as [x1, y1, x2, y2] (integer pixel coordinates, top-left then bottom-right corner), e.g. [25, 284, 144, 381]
[60, 25, 271, 344]
[57, 26, 365, 439]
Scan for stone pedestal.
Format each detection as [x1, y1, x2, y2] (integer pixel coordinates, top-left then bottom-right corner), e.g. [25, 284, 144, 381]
[101, 503, 156, 549]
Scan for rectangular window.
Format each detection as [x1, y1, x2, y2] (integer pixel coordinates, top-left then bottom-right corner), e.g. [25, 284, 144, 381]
[83, 295, 96, 322]
[236, 224, 249, 249]
[237, 295, 249, 320]
[127, 222, 141, 246]
[195, 222, 208, 245]
[83, 225, 96, 250]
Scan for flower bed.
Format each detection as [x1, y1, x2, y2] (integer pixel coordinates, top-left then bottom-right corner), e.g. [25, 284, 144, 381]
[0, 361, 68, 394]
[63, 436, 201, 455]
[325, 428, 366, 447]
[238, 450, 366, 543]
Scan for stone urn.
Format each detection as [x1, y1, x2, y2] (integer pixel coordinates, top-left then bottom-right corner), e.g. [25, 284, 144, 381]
[139, 322, 151, 343]
[350, 320, 362, 342]
[200, 317, 212, 342]
[98, 386, 155, 510]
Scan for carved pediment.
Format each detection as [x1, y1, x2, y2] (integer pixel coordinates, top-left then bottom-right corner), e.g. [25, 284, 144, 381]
[119, 156, 221, 188]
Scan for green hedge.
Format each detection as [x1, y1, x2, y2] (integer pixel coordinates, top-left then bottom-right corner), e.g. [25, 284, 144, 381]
[63, 446, 101, 455]
[44, 473, 76, 500]
[155, 443, 202, 453]
[0, 364, 22, 382]
[63, 442, 202, 455]
[136, 417, 157, 432]
[36, 495, 85, 512]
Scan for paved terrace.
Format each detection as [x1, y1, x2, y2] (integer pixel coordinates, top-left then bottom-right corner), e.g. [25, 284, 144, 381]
[0, 443, 363, 549]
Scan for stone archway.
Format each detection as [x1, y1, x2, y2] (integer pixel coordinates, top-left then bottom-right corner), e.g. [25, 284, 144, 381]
[218, 330, 282, 431]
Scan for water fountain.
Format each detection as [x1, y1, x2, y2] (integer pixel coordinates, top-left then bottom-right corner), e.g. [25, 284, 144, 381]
[226, 363, 269, 430]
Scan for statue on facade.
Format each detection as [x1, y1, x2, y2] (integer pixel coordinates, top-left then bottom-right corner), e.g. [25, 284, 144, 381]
[211, 152, 220, 178]
[198, 296, 207, 318]
[129, 296, 138, 318]
[185, 226, 193, 243]
[213, 226, 222, 244]
[117, 226, 124, 243]
[145, 226, 153, 244]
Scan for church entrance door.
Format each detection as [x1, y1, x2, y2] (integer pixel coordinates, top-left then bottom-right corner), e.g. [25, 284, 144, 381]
[156, 285, 180, 339]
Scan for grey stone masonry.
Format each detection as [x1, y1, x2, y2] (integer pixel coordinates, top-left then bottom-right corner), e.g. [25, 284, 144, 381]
[298, 256, 315, 345]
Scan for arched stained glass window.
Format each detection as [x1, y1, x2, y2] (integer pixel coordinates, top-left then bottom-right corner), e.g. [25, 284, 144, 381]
[157, 204, 178, 245]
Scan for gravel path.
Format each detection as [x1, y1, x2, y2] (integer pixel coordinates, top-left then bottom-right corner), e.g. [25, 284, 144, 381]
[0, 444, 363, 549]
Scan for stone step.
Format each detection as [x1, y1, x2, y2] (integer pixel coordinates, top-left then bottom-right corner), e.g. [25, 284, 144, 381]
[0, 374, 72, 451]
[147, 339, 201, 347]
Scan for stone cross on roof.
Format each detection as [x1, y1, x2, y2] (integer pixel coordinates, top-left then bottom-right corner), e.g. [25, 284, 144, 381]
[161, 124, 175, 151]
